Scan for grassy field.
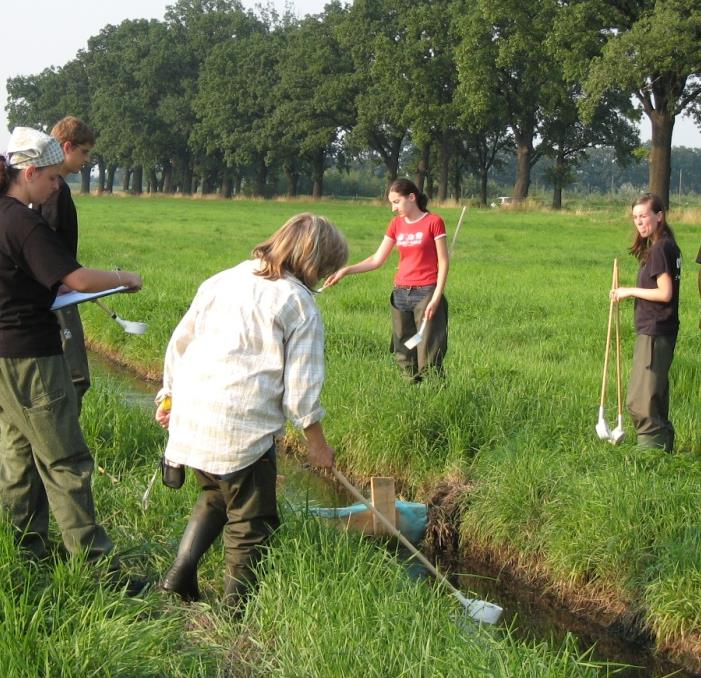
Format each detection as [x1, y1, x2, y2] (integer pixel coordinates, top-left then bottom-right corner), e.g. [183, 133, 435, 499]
[39, 193, 701, 668]
[0, 375, 609, 676]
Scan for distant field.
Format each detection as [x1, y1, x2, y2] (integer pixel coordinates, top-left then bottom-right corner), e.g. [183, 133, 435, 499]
[73, 193, 701, 661]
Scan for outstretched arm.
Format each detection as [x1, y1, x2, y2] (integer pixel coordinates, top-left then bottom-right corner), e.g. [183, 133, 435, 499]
[323, 237, 395, 288]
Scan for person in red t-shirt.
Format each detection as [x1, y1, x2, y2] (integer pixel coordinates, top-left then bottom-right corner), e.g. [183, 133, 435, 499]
[324, 178, 449, 382]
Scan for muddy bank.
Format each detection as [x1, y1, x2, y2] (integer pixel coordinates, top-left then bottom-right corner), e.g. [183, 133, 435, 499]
[425, 480, 701, 676]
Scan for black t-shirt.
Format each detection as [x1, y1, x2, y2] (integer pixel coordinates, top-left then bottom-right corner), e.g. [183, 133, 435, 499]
[37, 176, 78, 256]
[634, 235, 681, 337]
[0, 196, 81, 357]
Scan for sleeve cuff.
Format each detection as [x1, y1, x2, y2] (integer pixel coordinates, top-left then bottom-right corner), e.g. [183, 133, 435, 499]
[292, 406, 325, 430]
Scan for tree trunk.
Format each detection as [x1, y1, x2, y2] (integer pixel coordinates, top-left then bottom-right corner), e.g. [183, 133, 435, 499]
[222, 170, 233, 198]
[451, 165, 461, 202]
[552, 183, 562, 210]
[648, 110, 675, 209]
[311, 150, 325, 200]
[426, 174, 434, 200]
[122, 169, 131, 192]
[148, 168, 159, 194]
[383, 137, 402, 196]
[106, 165, 116, 193]
[131, 166, 143, 195]
[479, 168, 489, 206]
[163, 163, 173, 193]
[415, 143, 430, 193]
[437, 136, 451, 202]
[96, 160, 106, 195]
[80, 166, 91, 194]
[513, 134, 533, 200]
[182, 163, 194, 195]
[254, 158, 268, 197]
[201, 173, 215, 195]
[284, 164, 299, 197]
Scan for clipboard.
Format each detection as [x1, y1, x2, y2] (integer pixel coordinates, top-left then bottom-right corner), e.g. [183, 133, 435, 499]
[51, 285, 128, 311]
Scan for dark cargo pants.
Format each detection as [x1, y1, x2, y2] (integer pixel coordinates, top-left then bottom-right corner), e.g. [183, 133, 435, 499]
[390, 286, 448, 381]
[55, 305, 91, 414]
[626, 333, 676, 452]
[192, 446, 280, 606]
[0, 355, 113, 560]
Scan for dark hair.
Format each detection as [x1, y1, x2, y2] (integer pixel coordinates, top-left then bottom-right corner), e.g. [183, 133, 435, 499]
[629, 193, 675, 262]
[389, 178, 428, 212]
[0, 160, 19, 195]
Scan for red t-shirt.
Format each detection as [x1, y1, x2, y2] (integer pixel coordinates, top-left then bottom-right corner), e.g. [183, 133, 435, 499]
[385, 213, 446, 286]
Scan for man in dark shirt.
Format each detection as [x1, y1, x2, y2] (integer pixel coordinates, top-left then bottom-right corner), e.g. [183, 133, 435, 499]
[38, 117, 94, 412]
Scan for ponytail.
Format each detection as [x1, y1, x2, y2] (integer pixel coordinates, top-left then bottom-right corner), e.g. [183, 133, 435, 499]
[0, 156, 17, 195]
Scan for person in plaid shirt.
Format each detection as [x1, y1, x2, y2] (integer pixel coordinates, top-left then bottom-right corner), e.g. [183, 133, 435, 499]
[155, 212, 348, 608]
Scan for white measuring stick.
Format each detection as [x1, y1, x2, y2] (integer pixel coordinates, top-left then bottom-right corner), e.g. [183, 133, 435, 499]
[449, 206, 467, 256]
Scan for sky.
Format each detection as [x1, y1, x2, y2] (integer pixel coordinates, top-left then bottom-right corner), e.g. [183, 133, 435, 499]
[2, 0, 700, 153]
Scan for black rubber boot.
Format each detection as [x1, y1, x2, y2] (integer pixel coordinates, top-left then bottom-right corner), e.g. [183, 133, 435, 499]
[160, 500, 225, 602]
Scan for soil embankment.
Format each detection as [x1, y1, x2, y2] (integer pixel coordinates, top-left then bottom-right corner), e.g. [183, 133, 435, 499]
[425, 480, 701, 676]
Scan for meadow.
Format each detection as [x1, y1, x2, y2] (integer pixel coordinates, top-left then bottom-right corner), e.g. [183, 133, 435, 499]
[0, 376, 610, 676]
[5, 193, 699, 674]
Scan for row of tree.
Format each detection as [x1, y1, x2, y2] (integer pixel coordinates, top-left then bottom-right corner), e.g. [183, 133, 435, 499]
[5, 0, 701, 208]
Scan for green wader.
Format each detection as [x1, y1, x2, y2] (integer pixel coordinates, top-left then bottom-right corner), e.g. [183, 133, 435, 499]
[390, 291, 448, 381]
[0, 355, 113, 561]
[54, 306, 91, 414]
[190, 447, 280, 607]
[626, 333, 676, 452]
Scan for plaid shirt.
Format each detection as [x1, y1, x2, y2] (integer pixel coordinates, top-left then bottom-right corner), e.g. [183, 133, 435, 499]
[160, 259, 325, 474]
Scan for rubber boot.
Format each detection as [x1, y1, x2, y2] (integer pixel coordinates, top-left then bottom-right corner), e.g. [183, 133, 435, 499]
[160, 500, 225, 602]
[223, 552, 261, 613]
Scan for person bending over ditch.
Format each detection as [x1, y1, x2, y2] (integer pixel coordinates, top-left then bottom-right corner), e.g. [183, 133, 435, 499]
[36, 116, 96, 413]
[155, 213, 348, 609]
[0, 127, 145, 592]
[323, 178, 449, 383]
[611, 193, 681, 452]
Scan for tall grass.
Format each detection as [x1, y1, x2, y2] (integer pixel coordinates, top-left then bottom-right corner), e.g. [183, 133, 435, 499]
[0, 375, 610, 676]
[71, 195, 701, 655]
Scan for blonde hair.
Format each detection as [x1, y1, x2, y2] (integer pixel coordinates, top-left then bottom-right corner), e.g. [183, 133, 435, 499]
[252, 213, 348, 288]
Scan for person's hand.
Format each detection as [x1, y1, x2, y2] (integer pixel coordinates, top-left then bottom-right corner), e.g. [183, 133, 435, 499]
[155, 403, 170, 429]
[424, 298, 441, 320]
[610, 287, 631, 302]
[307, 439, 335, 468]
[323, 268, 347, 289]
[119, 271, 143, 292]
[155, 395, 171, 430]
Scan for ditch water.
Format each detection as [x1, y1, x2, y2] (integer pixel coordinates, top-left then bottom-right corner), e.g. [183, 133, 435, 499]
[89, 351, 694, 677]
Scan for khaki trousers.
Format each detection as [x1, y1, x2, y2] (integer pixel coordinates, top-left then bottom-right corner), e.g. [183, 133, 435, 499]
[55, 306, 91, 414]
[0, 355, 113, 560]
[626, 334, 676, 452]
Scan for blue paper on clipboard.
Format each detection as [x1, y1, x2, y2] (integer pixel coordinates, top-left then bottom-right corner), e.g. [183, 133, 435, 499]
[51, 286, 128, 311]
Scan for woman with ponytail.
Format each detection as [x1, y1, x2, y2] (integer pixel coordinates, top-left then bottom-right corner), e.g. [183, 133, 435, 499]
[325, 178, 449, 382]
[611, 193, 681, 452]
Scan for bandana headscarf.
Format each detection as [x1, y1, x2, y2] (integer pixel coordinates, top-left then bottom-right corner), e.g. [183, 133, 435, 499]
[7, 127, 63, 169]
